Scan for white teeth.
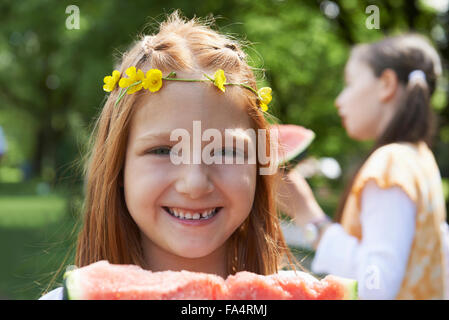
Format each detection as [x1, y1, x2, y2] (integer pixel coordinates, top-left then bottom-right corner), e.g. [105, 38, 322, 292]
[166, 207, 219, 220]
[192, 213, 200, 220]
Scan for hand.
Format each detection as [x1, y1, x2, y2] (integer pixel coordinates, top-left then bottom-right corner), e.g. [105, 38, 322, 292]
[275, 167, 326, 227]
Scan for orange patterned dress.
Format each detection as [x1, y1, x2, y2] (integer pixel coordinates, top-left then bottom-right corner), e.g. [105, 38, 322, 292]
[340, 141, 448, 299]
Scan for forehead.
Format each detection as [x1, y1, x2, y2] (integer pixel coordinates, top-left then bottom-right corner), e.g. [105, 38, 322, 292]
[128, 80, 253, 140]
[345, 54, 374, 78]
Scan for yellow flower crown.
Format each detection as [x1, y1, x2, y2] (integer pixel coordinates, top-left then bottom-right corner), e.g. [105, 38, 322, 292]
[103, 67, 272, 111]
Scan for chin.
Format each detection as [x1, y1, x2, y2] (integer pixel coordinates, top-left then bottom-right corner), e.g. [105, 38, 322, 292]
[345, 126, 368, 141]
[348, 133, 364, 141]
[346, 128, 360, 140]
[170, 243, 219, 259]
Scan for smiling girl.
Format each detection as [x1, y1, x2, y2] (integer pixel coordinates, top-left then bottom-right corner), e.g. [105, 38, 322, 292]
[78, 12, 296, 276]
[40, 11, 299, 299]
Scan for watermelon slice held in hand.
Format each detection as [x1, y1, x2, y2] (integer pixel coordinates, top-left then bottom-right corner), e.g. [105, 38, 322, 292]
[272, 124, 315, 171]
[62, 260, 357, 300]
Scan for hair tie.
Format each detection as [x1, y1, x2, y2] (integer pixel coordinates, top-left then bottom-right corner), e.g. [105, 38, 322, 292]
[408, 70, 426, 84]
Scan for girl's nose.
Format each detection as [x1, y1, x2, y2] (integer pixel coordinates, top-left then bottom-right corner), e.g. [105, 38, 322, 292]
[334, 92, 342, 110]
[175, 164, 214, 199]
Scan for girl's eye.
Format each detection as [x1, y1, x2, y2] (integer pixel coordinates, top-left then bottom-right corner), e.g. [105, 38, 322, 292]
[216, 148, 245, 158]
[147, 146, 172, 156]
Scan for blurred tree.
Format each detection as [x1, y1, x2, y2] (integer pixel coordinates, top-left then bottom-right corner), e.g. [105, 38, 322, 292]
[0, 0, 237, 182]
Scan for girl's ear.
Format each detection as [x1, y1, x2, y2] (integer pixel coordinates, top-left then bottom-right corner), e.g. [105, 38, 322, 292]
[378, 68, 400, 103]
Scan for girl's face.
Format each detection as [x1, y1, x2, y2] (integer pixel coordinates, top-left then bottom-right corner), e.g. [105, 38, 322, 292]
[334, 55, 387, 141]
[123, 75, 257, 272]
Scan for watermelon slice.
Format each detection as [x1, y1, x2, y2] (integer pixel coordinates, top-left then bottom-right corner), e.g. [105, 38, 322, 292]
[271, 124, 315, 171]
[63, 261, 357, 300]
[63, 261, 225, 300]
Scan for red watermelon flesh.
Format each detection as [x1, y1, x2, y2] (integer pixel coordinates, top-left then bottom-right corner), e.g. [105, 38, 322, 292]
[269, 271, 322, 299]
[271, 124, 315, 169]
[271, 272, 357, 300]
[63, 261, 357, 300]
[222, 271, 290, 300]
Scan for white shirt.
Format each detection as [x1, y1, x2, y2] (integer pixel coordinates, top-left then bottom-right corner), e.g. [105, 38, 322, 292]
[312, 180, 417, 300]
[39, 287, 63, 300]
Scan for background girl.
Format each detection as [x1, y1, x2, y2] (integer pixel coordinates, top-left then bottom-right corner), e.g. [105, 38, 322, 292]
[277, 33, 449, 300]
[40, 11, 298, 299]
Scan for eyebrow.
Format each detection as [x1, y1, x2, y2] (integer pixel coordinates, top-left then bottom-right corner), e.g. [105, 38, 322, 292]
[136, 131, 172, 142]
[135, 129, 253, 143]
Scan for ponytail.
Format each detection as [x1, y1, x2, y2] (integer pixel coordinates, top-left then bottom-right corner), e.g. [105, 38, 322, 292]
[376, 69, 436, 148]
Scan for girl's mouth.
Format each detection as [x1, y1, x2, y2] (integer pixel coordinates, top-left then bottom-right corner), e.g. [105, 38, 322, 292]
[162, 206, 222, 221]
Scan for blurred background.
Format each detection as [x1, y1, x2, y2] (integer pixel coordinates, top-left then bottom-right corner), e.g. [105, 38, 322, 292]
[0, 0, 448, 299]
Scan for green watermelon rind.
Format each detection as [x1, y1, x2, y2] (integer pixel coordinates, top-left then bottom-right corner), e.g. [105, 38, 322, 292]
[339, 277, 358, 300]
[63, 269, 82, 300]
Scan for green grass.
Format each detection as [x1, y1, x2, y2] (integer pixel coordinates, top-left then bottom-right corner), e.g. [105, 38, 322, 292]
[0, 182, 81, 300]
[0, 195, 67, 228]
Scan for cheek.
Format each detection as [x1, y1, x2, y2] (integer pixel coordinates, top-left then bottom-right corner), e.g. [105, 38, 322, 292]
[341, 85, 368, 113]
[215, 164, 257, 222]
[123, 156, 171, 220]
[340, 85, 378, 138]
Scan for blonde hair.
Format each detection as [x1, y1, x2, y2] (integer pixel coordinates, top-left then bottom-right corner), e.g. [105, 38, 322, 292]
[75, 11, 297, 276]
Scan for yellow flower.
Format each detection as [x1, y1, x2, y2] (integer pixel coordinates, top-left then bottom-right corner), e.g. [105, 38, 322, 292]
[143, 69, 163, 92]
[213, 69, 226, 93]
[119, 66, 145, 94]
[260, 103, 268, 112]
[103, 70, 121, 92]
[258, 87, 272, 105]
